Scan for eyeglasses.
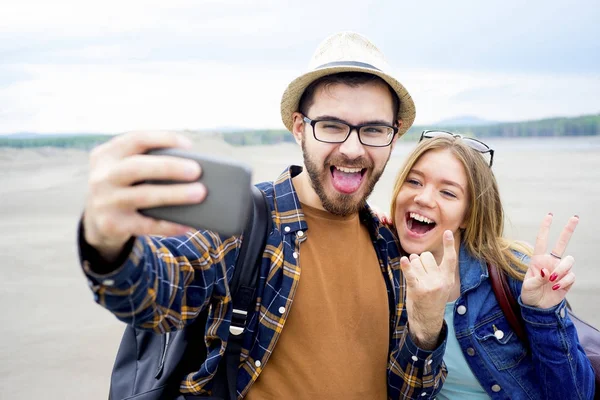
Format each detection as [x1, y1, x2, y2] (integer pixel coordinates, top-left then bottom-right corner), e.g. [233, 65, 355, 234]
[303, 116, 398, 147]
[419, 130, 495, 167]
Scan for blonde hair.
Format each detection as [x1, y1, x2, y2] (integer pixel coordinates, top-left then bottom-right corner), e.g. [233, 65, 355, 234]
[390, 136, 531, 280]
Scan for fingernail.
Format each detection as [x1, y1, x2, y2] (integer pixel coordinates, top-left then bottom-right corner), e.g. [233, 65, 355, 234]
[548, 212, 553, 216]
[540, 269, 546, 278]
[552, 284, 561, 291]
[574, 214, 579, 219]
[550, 273, 558, 282]
[185, 162, 201, 179]
[187, 183, 205, 200]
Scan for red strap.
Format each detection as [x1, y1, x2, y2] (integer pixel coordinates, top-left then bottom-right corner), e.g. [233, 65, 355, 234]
[487, 263, 527, 343]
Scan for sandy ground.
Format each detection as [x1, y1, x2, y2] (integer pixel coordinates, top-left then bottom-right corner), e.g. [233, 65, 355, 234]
[1, 134, 598, 399]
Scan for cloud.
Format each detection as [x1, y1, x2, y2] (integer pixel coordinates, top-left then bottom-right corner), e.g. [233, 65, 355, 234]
[0, 60, 299, 133]
[404, 68, 600, 124]
[1, 61, 598, 133]
[375, 0, 600, 74]
[0, 0, 598, 133]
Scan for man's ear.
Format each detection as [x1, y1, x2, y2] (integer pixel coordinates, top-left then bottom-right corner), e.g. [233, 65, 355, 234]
[389, 119, 403, 151]
[291, 112, 305, 145]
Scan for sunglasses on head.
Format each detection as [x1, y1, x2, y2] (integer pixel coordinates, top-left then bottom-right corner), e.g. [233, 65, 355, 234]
[419, 130, 495, 167]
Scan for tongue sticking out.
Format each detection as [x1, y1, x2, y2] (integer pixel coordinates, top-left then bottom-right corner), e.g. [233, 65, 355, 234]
[408, 218, 435, 234]
[331, 168, 363, 194]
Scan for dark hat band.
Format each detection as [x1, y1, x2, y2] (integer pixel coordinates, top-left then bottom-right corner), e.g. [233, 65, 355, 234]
[315, 61, 381, 71]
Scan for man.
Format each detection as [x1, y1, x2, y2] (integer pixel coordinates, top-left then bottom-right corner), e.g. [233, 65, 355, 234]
[79, 32, 455, 399]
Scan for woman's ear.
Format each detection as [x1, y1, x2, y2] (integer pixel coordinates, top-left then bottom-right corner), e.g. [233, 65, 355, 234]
[291, 112, 305, 145]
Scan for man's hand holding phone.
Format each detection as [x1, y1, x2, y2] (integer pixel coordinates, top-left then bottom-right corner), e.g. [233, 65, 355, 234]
[83, 131, 206, 262]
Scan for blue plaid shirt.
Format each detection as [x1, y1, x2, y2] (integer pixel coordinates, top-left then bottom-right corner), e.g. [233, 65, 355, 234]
[81, 166, 447, 399]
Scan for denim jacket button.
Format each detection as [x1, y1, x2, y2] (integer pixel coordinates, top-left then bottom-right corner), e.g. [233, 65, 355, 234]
[494, 330, 505, 340]
[491, 384, 501, 392]
[457, 305, 467, 315]
[560, 308, 566, 318]
[467, 348, 475, 356]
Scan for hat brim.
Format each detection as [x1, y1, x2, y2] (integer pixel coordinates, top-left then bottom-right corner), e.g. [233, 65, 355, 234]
[280, 65, 416, 136]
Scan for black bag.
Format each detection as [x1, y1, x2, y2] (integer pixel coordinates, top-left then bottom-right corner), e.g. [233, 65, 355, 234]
[488, 263, 600, 399]
[109, 186, 271, 400]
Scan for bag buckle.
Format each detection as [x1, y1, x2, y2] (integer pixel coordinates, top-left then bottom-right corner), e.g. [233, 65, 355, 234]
[229, 308, 248, 336]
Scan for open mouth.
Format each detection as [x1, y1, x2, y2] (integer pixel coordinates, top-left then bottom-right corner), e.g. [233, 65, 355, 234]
[330, 166, 367, 194]
[406, 212, 437, 235]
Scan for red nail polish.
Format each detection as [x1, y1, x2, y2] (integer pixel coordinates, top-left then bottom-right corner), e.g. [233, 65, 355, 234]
[552, 284, 561, 291]
[540, 269, 546, 278]
[550, 273, 558, 282]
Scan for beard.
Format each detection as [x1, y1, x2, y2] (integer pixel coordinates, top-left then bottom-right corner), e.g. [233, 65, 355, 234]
[301, 137, 389, 216]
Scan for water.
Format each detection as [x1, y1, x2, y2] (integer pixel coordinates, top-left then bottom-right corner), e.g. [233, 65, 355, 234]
[393, 135, 600, 157]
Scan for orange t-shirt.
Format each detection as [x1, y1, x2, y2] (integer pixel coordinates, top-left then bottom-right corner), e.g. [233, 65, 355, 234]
[246, 203, 390, 399]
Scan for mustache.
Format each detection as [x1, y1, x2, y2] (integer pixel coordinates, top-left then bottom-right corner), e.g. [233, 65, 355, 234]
[325, 154, 372, 170]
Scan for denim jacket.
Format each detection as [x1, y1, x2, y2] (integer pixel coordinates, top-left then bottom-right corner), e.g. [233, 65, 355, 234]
[451, 245, 595, 399]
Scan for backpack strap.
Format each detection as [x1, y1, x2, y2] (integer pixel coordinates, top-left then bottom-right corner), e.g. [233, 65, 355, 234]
[228, 185, 271, 335]
[487, 262, 528, 343]
[212, 185, 271, 400]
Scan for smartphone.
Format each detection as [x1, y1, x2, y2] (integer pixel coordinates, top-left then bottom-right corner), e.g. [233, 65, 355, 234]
[138, 148, 253, 236]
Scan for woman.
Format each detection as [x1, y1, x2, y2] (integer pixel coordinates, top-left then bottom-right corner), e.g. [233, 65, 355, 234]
[388, 131, 595, 399]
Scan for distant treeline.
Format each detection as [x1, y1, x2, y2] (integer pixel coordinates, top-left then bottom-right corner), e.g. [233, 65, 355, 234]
[0, 134, 113, 149]
[222, 129, 295, 146]
[400, 114, 600, 141]
[222, 114, 600, 145]
[1, 114, 598, 149]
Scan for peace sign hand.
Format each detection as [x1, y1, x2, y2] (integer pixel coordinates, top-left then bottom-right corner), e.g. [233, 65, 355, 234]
[521, 214, 579, 309]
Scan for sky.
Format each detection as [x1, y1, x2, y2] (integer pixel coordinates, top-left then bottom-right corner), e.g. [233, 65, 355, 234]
[0, 0, 599, 134]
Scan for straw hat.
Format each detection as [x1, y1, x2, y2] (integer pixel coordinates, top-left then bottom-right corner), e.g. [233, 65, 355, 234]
[280, 31, 416, 136]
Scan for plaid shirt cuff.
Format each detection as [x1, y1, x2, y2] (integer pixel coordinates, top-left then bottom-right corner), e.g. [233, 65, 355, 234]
[77, 217, 138, 283]
[402, 320, 448, 373]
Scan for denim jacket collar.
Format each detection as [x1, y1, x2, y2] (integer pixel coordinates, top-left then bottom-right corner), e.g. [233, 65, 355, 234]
[458, 244, 489, 295]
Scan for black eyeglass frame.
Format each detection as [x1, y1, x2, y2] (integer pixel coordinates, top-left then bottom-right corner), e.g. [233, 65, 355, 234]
[419, 129, 495, 167]
[302, 116, 398, 148]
